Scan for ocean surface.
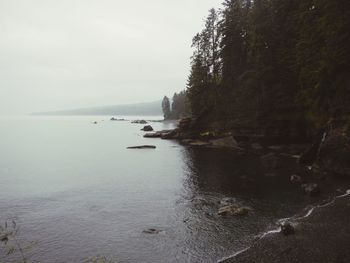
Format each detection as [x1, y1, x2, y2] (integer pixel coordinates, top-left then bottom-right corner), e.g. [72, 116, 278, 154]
[0, 116, 329, 262]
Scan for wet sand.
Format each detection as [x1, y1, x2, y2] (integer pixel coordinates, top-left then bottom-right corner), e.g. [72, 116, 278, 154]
[222, 191, 350, 263]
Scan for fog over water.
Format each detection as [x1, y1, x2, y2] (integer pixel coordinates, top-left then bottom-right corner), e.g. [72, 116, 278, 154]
[0, 116, 320, 262]
[0, 0, 221, 115]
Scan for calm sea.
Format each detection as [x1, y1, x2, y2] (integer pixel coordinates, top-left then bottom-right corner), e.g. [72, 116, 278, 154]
[0, 116, 320, 262]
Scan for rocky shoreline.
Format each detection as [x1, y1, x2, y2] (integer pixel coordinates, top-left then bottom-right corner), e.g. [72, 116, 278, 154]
[220, 189, 350, 263]
[139, 117, 350, 262]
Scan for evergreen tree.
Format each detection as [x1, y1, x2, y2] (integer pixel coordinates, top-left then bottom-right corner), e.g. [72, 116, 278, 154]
[162, 96, 171, 119]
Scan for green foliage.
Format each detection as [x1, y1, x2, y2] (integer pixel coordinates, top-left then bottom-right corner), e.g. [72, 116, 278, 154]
[185, 0, 350, 135]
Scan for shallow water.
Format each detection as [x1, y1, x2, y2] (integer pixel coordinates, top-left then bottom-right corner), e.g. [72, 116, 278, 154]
[0, 116, 323, 262]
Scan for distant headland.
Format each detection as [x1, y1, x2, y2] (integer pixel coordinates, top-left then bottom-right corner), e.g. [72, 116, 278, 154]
[31, 100, 162, 116]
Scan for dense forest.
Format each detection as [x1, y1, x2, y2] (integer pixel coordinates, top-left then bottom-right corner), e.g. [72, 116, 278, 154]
[162, 91, 190, 120]
[182, 0, 350, 142]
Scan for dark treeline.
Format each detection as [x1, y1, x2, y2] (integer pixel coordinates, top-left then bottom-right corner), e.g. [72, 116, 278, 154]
[162, 91, 191, 120]
[186, 0, 350, 141]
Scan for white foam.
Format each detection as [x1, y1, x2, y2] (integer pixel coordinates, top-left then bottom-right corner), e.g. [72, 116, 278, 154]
[218, 189, 350, 263]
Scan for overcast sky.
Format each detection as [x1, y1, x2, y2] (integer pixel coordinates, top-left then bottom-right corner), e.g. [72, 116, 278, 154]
[0, 0, 222, 115]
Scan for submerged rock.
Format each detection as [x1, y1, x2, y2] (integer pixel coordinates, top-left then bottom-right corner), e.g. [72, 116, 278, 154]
[141, 125, 154, 131]
[290, 174, 303, 184]
[301, 183, 320, 196]
[218, 204, 249, 216]
[219, 197, 237, 207]
[280, 221, 295, 236]
[142, 228, 163, 234]
[127, 145, 156, 149]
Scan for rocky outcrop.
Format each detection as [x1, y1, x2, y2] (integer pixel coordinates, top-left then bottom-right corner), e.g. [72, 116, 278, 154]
[127, 145, 156, 149]
[131, 120, 148, 124]
[110, 117, 127, 121]
[178, 117, 192, 130]
[143, 130, 176, 138]
[210, 136, 239, 148]
[144, 132, 162, 138]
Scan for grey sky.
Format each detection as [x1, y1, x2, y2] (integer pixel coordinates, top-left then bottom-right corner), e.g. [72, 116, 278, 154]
[0, 0, 222, 115]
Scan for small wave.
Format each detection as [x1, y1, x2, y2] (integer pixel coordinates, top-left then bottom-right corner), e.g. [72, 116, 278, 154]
[218, 189, 350, 263]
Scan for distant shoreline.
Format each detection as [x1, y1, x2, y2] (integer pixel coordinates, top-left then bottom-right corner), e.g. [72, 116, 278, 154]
[31, 100, 162, 116]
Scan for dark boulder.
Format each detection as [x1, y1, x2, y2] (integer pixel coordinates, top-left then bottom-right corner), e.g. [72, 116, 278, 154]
[142, 228, 163, 234]
[141, 125, 154, 131]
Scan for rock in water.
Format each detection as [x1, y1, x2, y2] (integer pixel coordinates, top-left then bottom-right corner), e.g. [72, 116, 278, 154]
[290, 174, 303, 184]
[280, 221, 295, 235]
[131, 120, 148, 124]
[143, 228, 162, 234]
[218, 205, 249, 216]
[127, 145, 156, 149]
[141, 125, 154, 131]
[143, 132, 162, 138]
[110, 117, 126, 121]
[301, 183, 320, 196]
[219, 197, 237, 206]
